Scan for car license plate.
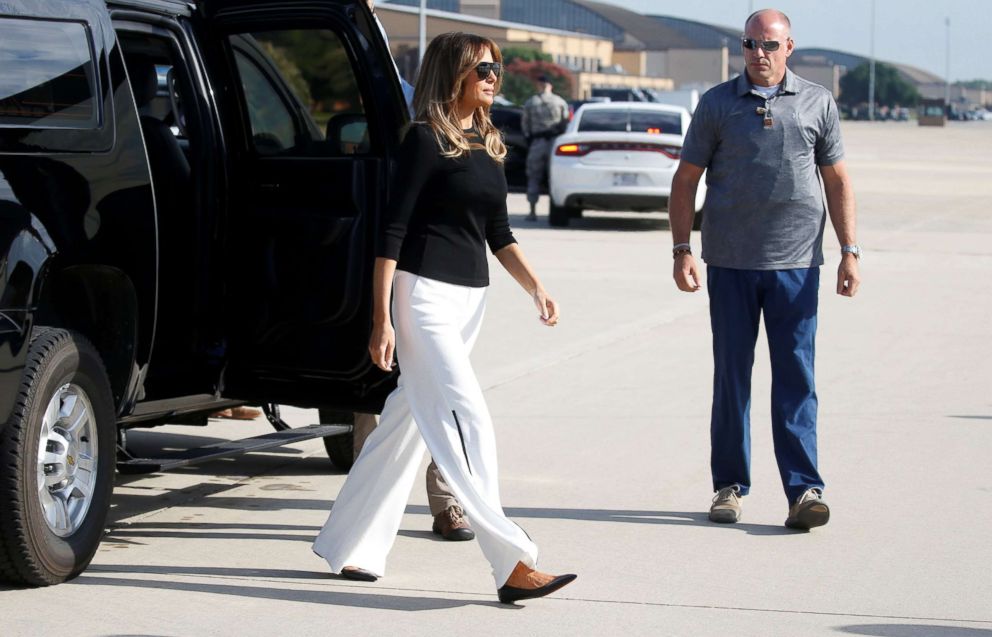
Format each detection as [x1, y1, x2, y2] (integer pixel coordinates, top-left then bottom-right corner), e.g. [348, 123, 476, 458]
[613, 172, 638, 186]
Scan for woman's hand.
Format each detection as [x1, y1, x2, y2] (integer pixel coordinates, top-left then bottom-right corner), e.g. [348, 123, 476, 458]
[369, 320, 396, 371]
[532, 288, 559, 327]
[368, 257, 398, 371]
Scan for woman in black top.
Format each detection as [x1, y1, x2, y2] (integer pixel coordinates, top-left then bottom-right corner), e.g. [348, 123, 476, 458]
[313, 32, 575, 604]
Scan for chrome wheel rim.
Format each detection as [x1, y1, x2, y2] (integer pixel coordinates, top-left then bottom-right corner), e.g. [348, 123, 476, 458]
[36, 383, 98, 537]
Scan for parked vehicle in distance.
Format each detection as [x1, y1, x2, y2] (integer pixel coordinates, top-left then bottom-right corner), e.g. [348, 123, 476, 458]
[644, 88, 699, 114]
[548, 102, 705, 227]
[490, 105, 547, 194]
[568, 96, 610, 120]
[0, 0, 407, 587]
[591, 86, 653, 102]
[489, 105, 527, 192]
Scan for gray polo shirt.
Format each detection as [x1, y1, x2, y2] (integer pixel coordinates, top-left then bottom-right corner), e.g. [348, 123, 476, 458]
[681, 68, 844, 270]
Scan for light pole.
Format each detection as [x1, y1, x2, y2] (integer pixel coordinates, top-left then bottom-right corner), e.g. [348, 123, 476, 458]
[868, 0, 876, 121]
[419, 0, 427, 66]
[944, 16, 951, 108]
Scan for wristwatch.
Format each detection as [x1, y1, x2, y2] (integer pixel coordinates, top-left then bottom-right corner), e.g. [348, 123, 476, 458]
[841, 244, 861, 259]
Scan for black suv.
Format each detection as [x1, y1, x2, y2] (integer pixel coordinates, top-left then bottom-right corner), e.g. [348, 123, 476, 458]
[0, 0, 407, 586]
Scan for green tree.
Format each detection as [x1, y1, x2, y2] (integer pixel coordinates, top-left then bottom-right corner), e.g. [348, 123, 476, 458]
[839, 62, 920, 107]
[500, 59, 573, 105]
[501, 46, 553, 65]
[958, 79, 992, 90]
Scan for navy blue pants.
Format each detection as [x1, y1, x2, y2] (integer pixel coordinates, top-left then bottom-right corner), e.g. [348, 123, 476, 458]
[707, 266, 824, 504]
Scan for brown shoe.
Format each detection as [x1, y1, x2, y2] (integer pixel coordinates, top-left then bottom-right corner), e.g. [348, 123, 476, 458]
[432, 505, 475, 541]
[212, 406, 262, 420]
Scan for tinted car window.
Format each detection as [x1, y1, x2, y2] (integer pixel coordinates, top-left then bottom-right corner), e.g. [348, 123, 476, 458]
[231, 29, 368, 156]
[577, 110, 627, 132]
[0, 18, 98, 130]
[578, 109, 682, 135]
[232, 47, 299, 153]
[630, 111, 681, 135]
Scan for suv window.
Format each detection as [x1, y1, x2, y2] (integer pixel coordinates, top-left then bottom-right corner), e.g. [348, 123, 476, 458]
[578, 109, 682, 135]
[0, 18, 99, 130]
[230, 29, 369, 157]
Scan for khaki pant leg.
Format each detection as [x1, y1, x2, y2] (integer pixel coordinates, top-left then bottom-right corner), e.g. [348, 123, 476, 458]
[426, 461, 459, 516]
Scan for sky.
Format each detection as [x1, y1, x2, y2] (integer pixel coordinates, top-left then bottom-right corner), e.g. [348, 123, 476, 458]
[595, 0, 991, 82]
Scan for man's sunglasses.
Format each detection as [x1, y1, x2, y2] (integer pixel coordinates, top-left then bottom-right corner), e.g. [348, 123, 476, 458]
[742, 38, 785, 52]
[474, 62, 502, 80]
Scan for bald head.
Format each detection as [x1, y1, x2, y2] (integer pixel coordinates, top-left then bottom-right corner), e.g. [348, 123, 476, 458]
[742, 8, 794, 87]
[745, 9, 791, 37]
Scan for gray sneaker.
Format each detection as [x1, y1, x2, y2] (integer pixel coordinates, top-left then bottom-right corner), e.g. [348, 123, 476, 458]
[785, 488, 830, 530]
[709, 485, 742, 523]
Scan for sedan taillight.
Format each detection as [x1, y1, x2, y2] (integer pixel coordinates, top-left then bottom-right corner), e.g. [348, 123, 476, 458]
[555, 143, 591, 156]
[555, 141, 681, 159]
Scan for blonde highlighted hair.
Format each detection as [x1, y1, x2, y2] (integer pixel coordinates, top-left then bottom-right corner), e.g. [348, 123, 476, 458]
[411, 32, 507, 162]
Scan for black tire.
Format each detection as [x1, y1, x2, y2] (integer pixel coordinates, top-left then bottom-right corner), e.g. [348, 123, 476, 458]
[318, 409, 355, 471]
[0, 328, 116, 586]
[549, 201, 571, 227]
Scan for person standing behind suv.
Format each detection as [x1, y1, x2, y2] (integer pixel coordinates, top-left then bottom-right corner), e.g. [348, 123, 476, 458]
[521, 75, 568, 221]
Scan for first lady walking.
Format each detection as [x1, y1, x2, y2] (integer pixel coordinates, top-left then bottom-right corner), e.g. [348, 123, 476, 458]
[313, 31, 576, 604]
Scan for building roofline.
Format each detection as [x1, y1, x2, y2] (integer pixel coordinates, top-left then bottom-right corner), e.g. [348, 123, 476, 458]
[378, 2, 611, 41]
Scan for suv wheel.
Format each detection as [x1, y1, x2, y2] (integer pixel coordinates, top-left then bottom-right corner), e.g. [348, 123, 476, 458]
[0, 328, 116, 586]
[549, 201, 574, 227]
[318, 409, 355, 471]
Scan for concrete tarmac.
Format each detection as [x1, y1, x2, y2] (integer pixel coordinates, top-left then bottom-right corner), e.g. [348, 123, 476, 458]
[1, 121, 991, 636]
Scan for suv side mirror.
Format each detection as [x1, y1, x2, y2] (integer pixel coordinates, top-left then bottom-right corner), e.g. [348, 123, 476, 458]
[326, 113, 369, 155]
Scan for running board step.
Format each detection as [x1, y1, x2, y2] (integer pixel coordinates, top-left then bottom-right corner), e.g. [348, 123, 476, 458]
[117, 424, 352, 474]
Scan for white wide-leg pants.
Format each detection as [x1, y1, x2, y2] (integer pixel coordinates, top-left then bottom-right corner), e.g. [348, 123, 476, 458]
[313, 271, 539, 587]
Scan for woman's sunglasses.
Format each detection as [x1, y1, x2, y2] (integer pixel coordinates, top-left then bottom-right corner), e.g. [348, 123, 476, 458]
[742, 38, 784, 52]
[474, 62, 502, 80]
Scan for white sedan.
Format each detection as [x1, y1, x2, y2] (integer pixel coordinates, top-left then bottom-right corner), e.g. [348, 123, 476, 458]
[548, 102, 705, 227]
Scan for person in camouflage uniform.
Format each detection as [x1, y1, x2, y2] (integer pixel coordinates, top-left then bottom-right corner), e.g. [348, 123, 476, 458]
[521, 75, 569, 220]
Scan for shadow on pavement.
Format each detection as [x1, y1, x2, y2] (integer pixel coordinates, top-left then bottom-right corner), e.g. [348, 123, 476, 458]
[838, 625, 992, 636]
[72, 573, 508, 611]
[948, 415, 992, 421]
[91, 564, 329, 579]
[508, 212, 670, 232]
[105, 505, 794, 539]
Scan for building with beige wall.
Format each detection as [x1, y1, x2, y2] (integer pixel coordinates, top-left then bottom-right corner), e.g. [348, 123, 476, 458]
[376, 3, 613, 83]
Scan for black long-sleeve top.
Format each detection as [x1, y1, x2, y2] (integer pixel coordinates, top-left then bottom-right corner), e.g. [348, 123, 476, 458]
[377, 124, 516, 287]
